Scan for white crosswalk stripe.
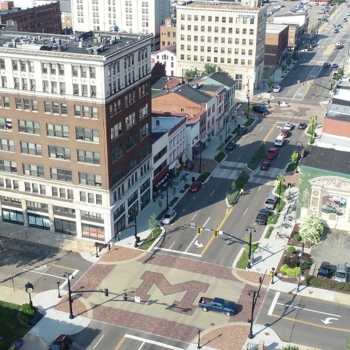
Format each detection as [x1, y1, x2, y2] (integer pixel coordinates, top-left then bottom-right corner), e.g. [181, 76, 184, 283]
[221, 161, 246, 168]
[255, 167, 284, 178]
[211, 168, 241, 179]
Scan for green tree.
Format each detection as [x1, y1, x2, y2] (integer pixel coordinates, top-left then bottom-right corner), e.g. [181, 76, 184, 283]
[336, 67, 344, 80]
[291, 151, 299, 164]
[286, 57, 292, 68]
[281, 63, 286, 75]
[246, 105, 253, 118]
[275, 174, 285, 196]
[148, 213, 157, 232]
[292, 50, 298, 62]
[158, 200, 163, 211]
[204, 63, 217, 74]
[185, 68, 199, 78]
[299, 216, 324, 243]
[267, 77, 274, 89]
[346, 334, 350, 348]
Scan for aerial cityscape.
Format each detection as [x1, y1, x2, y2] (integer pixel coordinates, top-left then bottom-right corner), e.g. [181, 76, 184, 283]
[0, 0, 349, 349]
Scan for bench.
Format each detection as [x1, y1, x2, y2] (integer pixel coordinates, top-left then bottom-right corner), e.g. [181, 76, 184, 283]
[29, 310, 44, 326]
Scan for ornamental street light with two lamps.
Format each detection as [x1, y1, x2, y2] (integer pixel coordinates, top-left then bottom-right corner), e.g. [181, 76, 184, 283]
[25, 282, 34, 310]
[246, 226, 256, 269]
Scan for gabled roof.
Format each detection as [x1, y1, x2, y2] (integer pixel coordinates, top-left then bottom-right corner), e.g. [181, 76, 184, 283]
[209, 72, 236, 87]
[152, 76, 168, 90]
[174, 84, 212, 104]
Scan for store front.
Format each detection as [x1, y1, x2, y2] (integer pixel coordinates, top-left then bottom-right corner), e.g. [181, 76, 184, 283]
[3, 208, 24, 225]
[82, 223, 105, 241]
[28, 212, 50, 230]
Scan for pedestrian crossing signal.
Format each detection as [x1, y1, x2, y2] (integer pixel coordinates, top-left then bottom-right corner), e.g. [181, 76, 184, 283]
[105, 288, 109, 297]
[214, 230, 219, 238]
[197, 226, 202, 234]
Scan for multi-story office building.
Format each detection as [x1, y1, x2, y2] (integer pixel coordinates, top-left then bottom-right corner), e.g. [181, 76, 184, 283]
[0, 30, 153, 242]
[176, 0, 268, 96]
[160, 17, 176, 50]
[71, 0, 170, 50]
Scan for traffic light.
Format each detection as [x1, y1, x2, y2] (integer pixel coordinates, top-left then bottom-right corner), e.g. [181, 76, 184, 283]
[214, 230, 219, 238]
[104, 288, 109, 297]
[196, 226, 202, 234]
[302, 82, 305, 87]
[311, 83, 315, 88]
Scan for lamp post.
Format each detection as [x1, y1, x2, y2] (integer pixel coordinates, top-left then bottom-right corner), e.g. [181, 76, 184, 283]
[129, 207, 139, 248]
[165, 182, 169, 211]
[297, 242, 305, 293]
[197, 329, 201, 349]
[248, 290, 257, 339]
[246, 226, 256, 269]
[198, 142, 202, 174]
[25, 282, 34, 310]
[63, 272, 74, 319]
[57, 280, 61, 298]
[271, 267, 275, 284]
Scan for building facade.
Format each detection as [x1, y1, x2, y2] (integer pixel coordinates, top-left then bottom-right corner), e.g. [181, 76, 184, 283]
[0, 30, 153, 242]
[175, 0, 267, 96]
[0, 1, 62, 34]
[151, 44, 177, 77]
[265, 24, 289, 67]
[71, 0, 170, 50]
[160, 17, 176, 49]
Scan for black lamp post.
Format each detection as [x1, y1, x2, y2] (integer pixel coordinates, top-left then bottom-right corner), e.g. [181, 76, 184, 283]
[271, 267, 275, 284]
[198, 142, 202, 174]
[25, 282, 34, 310]
[246, 226, 256, 269]
[248, 290, 257, 339]
[57, 280, 61, 298]
[63, 272, 74, 319]
[197, 329, 201, 349]
[297, 242, 305, 293]
[129, 207, 139, 248]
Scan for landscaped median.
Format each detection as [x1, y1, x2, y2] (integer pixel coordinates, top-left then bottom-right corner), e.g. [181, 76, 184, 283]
[247, 145, 266, 171]
[226, 170, 250, 206]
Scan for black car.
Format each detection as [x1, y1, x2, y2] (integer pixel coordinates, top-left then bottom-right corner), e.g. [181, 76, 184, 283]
[255, 208, 271, 225]
[49, 334, 72, 350]
[298, 123, 307, 130]
[317, 261, 335, 278]
[237, 126, 247, 136]
[252, 105, 270, 114]
[225, 141, 236, 151]
[323, 62, 331, 68]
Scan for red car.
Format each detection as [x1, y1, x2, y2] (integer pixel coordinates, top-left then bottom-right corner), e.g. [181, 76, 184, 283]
[265, 147, 278, 160]
[280, 129, 289, 137]
[260, 161, 271, 171]
[190, 181, 202, 192]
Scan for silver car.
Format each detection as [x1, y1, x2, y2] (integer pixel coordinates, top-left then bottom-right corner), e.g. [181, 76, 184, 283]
[162, 209, 177, 225]
[334, 264, 347, 283]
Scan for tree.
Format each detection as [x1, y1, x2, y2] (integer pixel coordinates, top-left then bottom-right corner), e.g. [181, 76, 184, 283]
[292, 50, 298, 62]
[281, 63, 286, 75]
[275, 174, 285, 196]
[246, 105, 253, 118]
[291, 151, 299, 164]
[148, 213, 157, 232]
[158, 200, 163, 211]
[267, 77, 274, 89]
[286, 57, 292, 68]
[172, 186, 176, 198]
[185, 68, 199, 78]
[299, 216, 324, 244]
[203, 63, 228, 75]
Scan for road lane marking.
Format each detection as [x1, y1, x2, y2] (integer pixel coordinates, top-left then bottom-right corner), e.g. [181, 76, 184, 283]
[243, 208, 248, 216]
[59, 269, 79, 289]
[125, 334, 184, 350]
[53, 264, 76, 271]
[237, 156, 241, 161]
[338, 231, 342, 247]
[271, 314, 350, 332]
[210, 190, 215, 196]
[93, 335, 104, 348]
[262, 122, 277, 144]
[202, 217, 210, 227]
[185, 234, 200, 253]
[114, 336, 126, 350]
[268, 291, 280, 316]
[258, 186, 261, 192]
[191, 213, 197, 221]
[169, 242, 175, 250]
[276, 302, 341, 317]
[195, 240, 203, 248]
[155, 247, 201, 257]
[321, 317, 339, 324]
[22, 268, 66, 280]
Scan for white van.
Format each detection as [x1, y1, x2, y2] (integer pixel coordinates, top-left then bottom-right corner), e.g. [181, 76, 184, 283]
[275, 135, 285, 146]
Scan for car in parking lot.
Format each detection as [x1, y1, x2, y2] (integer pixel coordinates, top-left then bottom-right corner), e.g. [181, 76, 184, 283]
[260, 161, 271, 171]
[265, 147, 278, 160]
[237, 126, 247, 136]
[252, 105, 270, 114]
[298, 123, 307, 130]
[334, 264, 347, 282]
[265, 194, 279, 210]
[317, 261, 334, 278]
[255, 208, 271, 225]
[226, 141, 236, 151]
[273, 86, 281, 93]
[49, 334, 72, 350]
[190, 181, 202, 193]
[280, 129, 289, 138]
[323, 62, 331, 68]
[283, 122, 293, 131]
[162, 209, 177, 225]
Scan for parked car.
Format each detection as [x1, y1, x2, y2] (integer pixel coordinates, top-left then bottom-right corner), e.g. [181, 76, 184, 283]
[265, 194, 279, 210]
[260, 161, 271, 171]
[273, 86, 281, 93]
[190, 181, 202, 193]
[323, 62, 331, 68]
[265, 147, 278, 160]
[255, 208, 271, 225]
[198, 296, 236, 316]
[226, 141, 236, 151]
[280, 129, 289, 138]
[334, 28, 339, 33]
[162, 209, 177, 225]
[338, 24, 343, 28]
[332, 63, 339, 68]
[49, 334, 72, 350]
[237, 126, 247, 136]
[283, 122, 293, 131]
[298, 123, 307, 130]
[279, 101, 290, 107]
[334, 264, 347, 282]
[317, 261, 334, 278]
[252, 105, 270, 114]
[344, 18, 348, 22]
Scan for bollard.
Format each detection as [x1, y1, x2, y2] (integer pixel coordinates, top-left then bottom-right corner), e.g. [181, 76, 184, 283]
[124, 292, 127, 301]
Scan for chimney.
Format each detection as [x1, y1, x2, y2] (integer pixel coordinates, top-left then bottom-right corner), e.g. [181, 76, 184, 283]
[156, 120, 160, 126]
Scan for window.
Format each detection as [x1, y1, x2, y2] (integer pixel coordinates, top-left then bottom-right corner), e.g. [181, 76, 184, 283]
[32, 100, 38, 111]
[126, 133, 136, 150]
[51, 64, 56, 74]
[91, 86, 96, 97]
[111, 122, 122, 140]
[250, 29, 254, 35]
[83, 106, 89, 118]
[235, 38, 239, 44]
[52, 102, 59, 114]
[82, 85, 88, 96]
[96, 194, 102, 204]
[23, 163, 44, 177]
[0, 118, 12, 130]
[125, 112, 136, 129]
[60, 82, 66, 94]
[30, 79, 36, 91]
[15, 98, 22, 109]
[249, 39, 253, 45]
[72, 65, 79, 77]
[14, 78, 19, 89]
[47, 124, 69, 138]
[20, 142, 42, 155]
[79, 172, 102, 186]
[22, 79, 28, 90]
[80, 191, 86, 201]
[91, 107, 98, 119]
[44, 101, 51, 113]
[234, 59, 238, 64]
[90, 66, 96, 78]
[43, 80, 49, 92]
[18, 120, 40, 134]
[73, 84, 79, 95]
[29, 61, 34, 72]
[12, 60, 18, 71]
[49, 146, 70, 160]
[59, 64, 65, 75]
[111, 144, 122, 163]
[140, 123, 149, 139]
[0, 160, 16, 172]
[61, 103, 67, 115]
[51, 168, 72, 182]
[51, 82, 57, 93]
[0, 139, 14, 152]
[78, 150, 100, 164]
[42, 63, 48, 73]
[81, 66, 87, 78]
[127, 155, 137, 172]
[76, 127, 99, 142]
[243, 29, 247, 34]
[242, 39, 247, 45]
[74, 105, 81, 117]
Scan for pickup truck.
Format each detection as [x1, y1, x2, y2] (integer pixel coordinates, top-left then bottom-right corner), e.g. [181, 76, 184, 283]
[197, 296, 236, 316]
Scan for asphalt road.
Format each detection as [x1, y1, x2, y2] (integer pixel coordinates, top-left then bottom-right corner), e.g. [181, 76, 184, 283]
[71, 320, 189, 350]
[257, 290, 350, 350]
[0, 235, 92, 293]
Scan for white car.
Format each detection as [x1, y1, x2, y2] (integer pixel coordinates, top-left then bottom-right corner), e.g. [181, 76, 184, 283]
[273, 86, 281, 93]
[279, 102, 290, 107]
[283, 122, 293, 131]
[162, 209, 177, 225]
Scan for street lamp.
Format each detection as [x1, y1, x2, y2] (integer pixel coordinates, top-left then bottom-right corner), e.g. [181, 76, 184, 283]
[57, 280, 61, 298]
[165, 181, 169, 211]
[129, 207, 140, 248]
[246, 226, 256, 269]
[25, 282, 34, 310]
[271, 267, 275, 284]
[248, 290, 257, 339]
[297, 242, 305, 293]
[63, 272, 74, 319]
[198, 142, 202, 174]
[197, 329, 201, 349]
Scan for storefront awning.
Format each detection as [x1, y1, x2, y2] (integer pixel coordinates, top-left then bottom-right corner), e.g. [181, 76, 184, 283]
[182, 156, 187, 163]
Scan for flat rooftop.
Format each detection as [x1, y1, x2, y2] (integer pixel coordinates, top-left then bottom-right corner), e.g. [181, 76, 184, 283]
[266, 24, 289, 34]
[177, 0, 265, 11]
[317, 133, 350, 152]
[327, 104, 350, 120]
[152, 116, 186, 132]
[0, 30, 152, 57]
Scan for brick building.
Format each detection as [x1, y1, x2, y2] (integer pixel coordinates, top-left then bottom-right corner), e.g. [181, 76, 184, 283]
[0, 1, 62, 34]
[160, 17, 176, 50]
[265, 24, 289, 67]
[0, 30, 153, 242]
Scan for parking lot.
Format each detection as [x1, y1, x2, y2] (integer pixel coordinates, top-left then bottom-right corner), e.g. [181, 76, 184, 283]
[311, 227, 350, 280]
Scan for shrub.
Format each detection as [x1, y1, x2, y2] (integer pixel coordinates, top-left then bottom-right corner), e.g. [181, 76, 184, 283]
[197, 172, 210, 182]
[215, 151, 225, 163]
[227, 191, 239, 205]
[271, 212, 280, 225]
[286, 162, 297, 172]
[247, 146, 266, 170]
[287, 246, 295, 253]
[301, 261, 312, 270]
[294, 234, 301, 241]
[265, 225, 274, 238]
[283, 255, 290, 263]
[305, 275, 350, 291]
[285, 266, 300, 277]
[235, 171, 249, 189]
[299, 216, 324, 243]
[275, 199, 285, 213]
[280, 264, 289, 273]
[282, 346, 300, 350]
[230, 181, 237, 191]
[244, 118, 255, 127]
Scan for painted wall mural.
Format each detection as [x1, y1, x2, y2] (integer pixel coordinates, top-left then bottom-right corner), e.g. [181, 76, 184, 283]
[321, 195, 347, 216]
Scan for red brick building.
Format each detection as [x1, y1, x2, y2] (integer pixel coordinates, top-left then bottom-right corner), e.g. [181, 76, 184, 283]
[265, 24, 289, 67]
